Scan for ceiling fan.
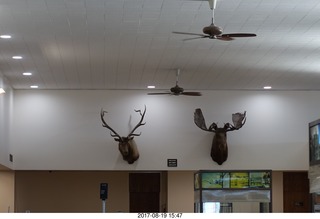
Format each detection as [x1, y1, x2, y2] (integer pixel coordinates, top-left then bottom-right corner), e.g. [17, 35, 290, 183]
[147, 69, 202, 96]
[173, 0, 256, 41]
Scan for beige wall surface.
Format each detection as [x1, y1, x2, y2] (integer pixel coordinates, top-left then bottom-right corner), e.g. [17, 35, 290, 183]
[13, 170, 283, 213]
[0, 170, 14, 213]
[272, 171, 284, 212]
[167, 171, 195, 213]
[14, 171, 129, 213]
[14, 170, 196, 213]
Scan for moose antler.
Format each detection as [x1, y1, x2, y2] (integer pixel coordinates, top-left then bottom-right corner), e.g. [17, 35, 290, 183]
[194, 109, 246, 132]
[225, 111, 247, 132]
[194, 108, 215, 132]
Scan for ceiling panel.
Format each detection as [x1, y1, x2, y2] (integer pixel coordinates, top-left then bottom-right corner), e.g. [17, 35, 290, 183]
[1, 0, 320, 91]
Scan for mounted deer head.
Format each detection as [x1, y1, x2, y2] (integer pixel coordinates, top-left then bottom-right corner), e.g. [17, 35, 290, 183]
[194, 108, 246, 165]
[100, 105, 146, 164]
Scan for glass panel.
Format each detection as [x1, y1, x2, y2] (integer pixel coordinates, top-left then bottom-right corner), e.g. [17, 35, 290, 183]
[232, 202, 261, 213]
[259, 202, 270, 212]
[310, 123, 320, 165]
[201, 190, 271, 202]
[203, 202, 221, 213]
[194, 202, 201, 213]
[201, 202, 270, 213]
[220, 203, 232, 213]
[222, 173, 230, 188]
[201, 172, 230, 189]
[230, 172, 249, 188]
[202, 172, 223, 188]
[249, 172, 271, 188]
[194, 173, 200, 190]
[313, 192, 320, 213]
[194, 190, 200, 203]
[195, 170, 272, 213]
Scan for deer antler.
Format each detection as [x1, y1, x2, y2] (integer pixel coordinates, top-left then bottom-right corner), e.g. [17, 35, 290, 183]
[128, 105, 147, 137]
[100, 108, 122, 141]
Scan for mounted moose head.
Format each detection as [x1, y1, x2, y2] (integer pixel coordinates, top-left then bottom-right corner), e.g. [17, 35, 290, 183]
[194, 108, 246, 165]
[100, 105, 146, 164]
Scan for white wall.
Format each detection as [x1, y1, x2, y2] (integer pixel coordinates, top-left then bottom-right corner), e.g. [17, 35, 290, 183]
[11, 90, 317, 170]
[0, 74, 14, 169]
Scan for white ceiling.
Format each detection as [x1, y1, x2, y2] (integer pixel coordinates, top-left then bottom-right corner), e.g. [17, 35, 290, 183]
[1, 0, 320, 92]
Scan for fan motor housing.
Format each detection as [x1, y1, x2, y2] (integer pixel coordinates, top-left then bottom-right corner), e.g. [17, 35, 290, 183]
[203, 25, 223, 37]
[170, 85, 184, 94]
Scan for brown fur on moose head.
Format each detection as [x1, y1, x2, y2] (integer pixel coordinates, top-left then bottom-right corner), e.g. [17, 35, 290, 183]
[194, 108, 246, 165]
[100, 105, 146, 164]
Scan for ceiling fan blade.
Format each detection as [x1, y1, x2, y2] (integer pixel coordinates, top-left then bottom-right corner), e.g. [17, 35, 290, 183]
[181, 92, 202, 96]
[147, 92, 171, 95]
[216, 35, 234, 41]
[172, 31, 206, 37]
[183, 36, 208, 41]
[221, 33, 256, 38]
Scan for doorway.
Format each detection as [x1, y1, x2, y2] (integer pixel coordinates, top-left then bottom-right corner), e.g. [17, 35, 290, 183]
[129, 172, 162, 212]
[283, 171, 312, 212]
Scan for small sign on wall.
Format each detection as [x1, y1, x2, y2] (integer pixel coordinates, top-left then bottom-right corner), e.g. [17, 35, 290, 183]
[100, 183, 108, 200]
[167, 159, 177, 167]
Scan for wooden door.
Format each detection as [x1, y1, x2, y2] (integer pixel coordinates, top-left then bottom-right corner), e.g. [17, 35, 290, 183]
[283, 171, 312, 212]
[129, 172, 160, 213]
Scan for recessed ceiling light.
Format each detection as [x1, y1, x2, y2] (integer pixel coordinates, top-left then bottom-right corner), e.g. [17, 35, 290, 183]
[263, 86, 272, 90]
[23, 72, 32, 76]
[30, 85, 39, 89]
[12, 56, 23, 59]
[147, 85, 155, 89]
[0, 35, 11, 39]
[0, 88, 5, 94]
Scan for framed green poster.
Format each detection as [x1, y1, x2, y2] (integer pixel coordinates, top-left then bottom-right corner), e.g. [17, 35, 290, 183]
[202, 172, 224, 188]
[201, 172, 231, 188]
[230, 172, 249, 188]
[249, 171, 271, 188]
